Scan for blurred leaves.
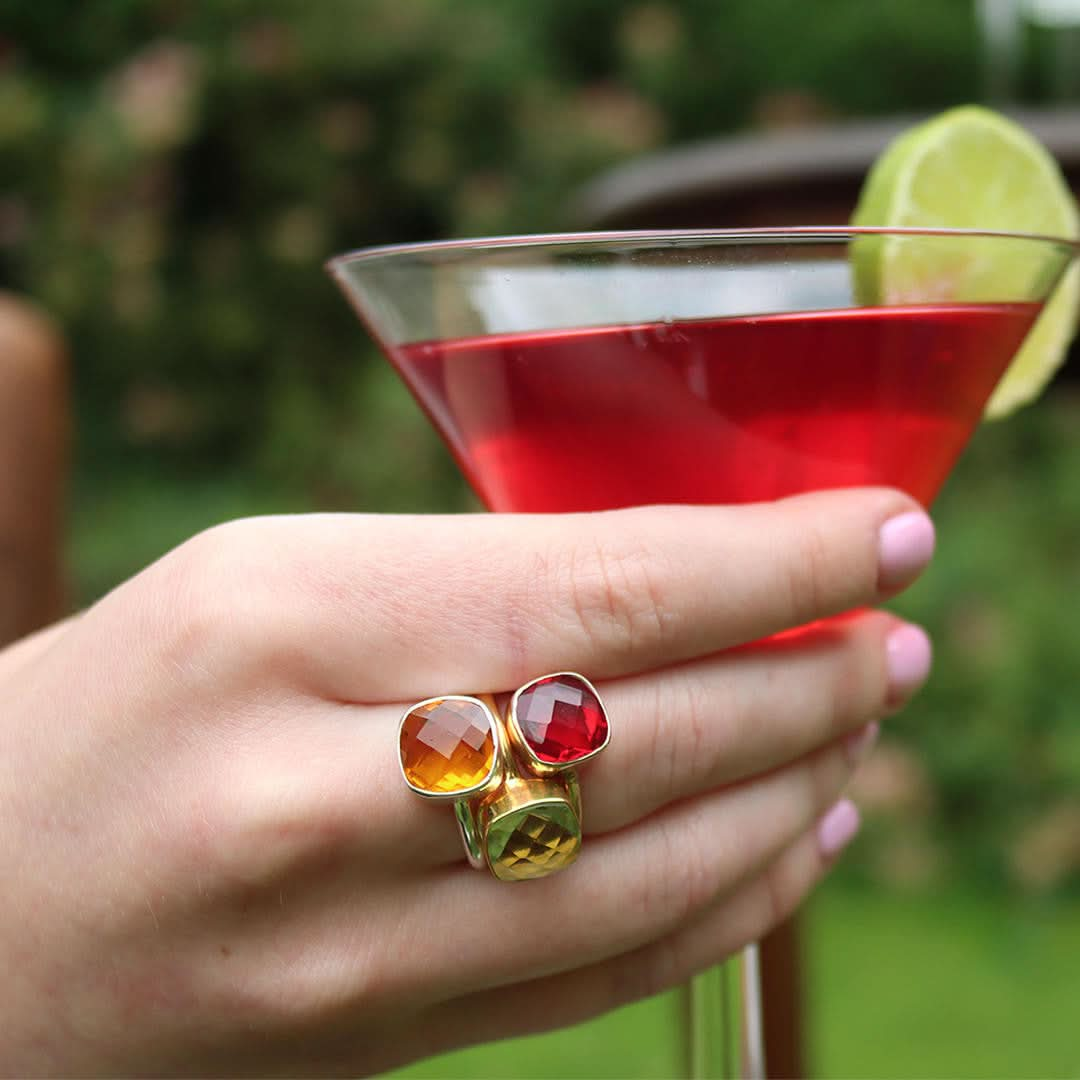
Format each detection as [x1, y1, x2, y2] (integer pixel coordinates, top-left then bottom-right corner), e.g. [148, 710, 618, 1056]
[0, 0, 986, 479]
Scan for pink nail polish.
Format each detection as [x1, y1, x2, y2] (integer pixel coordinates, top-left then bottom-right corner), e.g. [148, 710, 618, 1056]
[818, 799, 861, 859]
[878, 511, 936, 590]
[845, 720, 880, 764]
[886, 623, 933, 704]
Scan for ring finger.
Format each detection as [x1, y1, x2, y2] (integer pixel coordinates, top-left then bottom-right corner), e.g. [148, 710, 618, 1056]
[378, 728, 864, 1003]
[582, 608, 929, 833]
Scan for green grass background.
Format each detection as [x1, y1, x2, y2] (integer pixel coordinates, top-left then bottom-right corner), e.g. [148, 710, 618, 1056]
[389, 886, 1080, 1079]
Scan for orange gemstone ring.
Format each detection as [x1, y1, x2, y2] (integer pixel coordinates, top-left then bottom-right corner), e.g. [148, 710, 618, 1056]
[398, 695, 504, 801]
[398, 673, 610, 882]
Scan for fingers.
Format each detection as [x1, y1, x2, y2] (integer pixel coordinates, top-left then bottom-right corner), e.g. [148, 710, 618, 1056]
[146, 489, 934, 701]
[582, 610, 930, 833]
[384, 731, 865, 1003]
[261, 610, 923, 871]
[425, 805, 855, 1053]
[223, 610, 924, 873]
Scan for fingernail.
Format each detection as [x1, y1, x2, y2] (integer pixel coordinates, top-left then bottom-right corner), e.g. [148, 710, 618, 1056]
[878, 511, 936, 590]
[818, 799, 861, 859]
[886, 623, 933, 705]
[845, 720, 880, 764]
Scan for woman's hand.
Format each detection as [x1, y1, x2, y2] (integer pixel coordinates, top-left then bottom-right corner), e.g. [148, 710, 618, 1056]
[0, 489, 933, 1076]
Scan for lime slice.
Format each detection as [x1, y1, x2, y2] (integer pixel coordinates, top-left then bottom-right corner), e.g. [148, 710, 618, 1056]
[852, 105, 1079, 418]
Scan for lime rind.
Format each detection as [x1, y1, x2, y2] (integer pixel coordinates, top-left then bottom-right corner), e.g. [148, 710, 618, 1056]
[985, 258, 1079, 417]
[852, 105, 1079, 417]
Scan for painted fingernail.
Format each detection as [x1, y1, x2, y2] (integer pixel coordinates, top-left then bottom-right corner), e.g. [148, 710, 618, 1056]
[878, 511, 936, 590]
[886, 622, 933, 705]
[818, 799, 861, 859]
[845, 720, 880, 764]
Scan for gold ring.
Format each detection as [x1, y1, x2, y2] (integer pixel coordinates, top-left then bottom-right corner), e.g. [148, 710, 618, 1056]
[505, 671, 610, 773]
[398, 673, 609, 882]
[398, 693, 505, 802]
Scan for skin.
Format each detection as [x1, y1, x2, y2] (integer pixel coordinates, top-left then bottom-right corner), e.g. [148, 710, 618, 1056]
[0, 489, 932, 1076]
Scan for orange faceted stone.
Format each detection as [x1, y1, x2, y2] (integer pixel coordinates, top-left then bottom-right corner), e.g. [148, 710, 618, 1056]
[400, 698, 496, 795]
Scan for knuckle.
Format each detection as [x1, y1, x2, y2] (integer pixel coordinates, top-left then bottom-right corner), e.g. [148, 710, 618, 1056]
[171, 778, 391, 1024]
[806, 740, 850, 815]
[634, 809, 717, 928]
[834, 620, 890, 727]
[211, 939, 395, 1037]
[827, 632, 875, 732]
[175, 762, 352, 898]
[558, 533, 673, 661]
[679, 823, 718, 918]
[278, 946, 395, 1031]
[666, 675, 715, 797]
[790, 615, 889, 751]
[623, 820, 671, 925]
[690, 677, 747, 790]
[636, 674, 690, 809]
[149, 519, 298, 684]
[783, 520, 835, 623]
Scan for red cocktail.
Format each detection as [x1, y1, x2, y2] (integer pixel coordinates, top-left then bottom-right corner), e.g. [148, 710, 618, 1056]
[393, 304, 1038, 512]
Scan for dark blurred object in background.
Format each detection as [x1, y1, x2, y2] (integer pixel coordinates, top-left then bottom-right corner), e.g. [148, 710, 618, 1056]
[0, 293, 67, 644]
[573, 108, 1080, 228]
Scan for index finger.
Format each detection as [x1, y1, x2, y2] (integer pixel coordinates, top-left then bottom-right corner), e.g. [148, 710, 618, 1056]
[158, 487, 934, 701]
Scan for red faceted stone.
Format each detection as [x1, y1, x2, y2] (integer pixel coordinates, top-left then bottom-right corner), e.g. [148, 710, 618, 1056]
[514, 674, 608, 764]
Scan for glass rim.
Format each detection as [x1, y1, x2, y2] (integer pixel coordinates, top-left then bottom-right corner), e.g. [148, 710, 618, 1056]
[326, 225, 1080, 272]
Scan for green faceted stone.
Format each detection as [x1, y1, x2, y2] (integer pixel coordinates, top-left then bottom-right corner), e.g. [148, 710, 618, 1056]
[485, 800, 581, 882]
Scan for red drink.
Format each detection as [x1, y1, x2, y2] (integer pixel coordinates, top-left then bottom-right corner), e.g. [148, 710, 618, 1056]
[391, 304, 1038, 511]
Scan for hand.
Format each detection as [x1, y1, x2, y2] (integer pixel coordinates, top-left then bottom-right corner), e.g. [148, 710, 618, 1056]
[0, 490, 933, 1076]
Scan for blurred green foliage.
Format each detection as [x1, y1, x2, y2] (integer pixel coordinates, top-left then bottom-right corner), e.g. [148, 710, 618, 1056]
[2, 0, 981, 490]
[2, 0, 1078, 903]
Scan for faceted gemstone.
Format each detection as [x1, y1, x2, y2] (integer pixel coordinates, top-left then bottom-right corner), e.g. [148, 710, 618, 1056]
[400, 698, 495, 795]
[514, 674, 608, 764]
[485, 801, 581, 882]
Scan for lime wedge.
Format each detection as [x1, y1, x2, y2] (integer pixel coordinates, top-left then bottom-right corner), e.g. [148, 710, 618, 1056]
[852, 105, 1079, 418]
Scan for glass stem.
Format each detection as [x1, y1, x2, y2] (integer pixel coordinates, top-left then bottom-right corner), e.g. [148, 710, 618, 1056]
[683, 944, 766, 1079]
[741, 943, 766, 1078]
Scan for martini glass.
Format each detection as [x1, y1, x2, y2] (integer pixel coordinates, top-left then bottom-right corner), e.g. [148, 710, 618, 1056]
[327, 227, 1078, 1079]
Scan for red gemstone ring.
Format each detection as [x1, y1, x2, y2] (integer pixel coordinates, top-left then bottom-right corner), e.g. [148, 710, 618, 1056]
[398, 673, 610, 882]
[506, 672, 610, 773]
